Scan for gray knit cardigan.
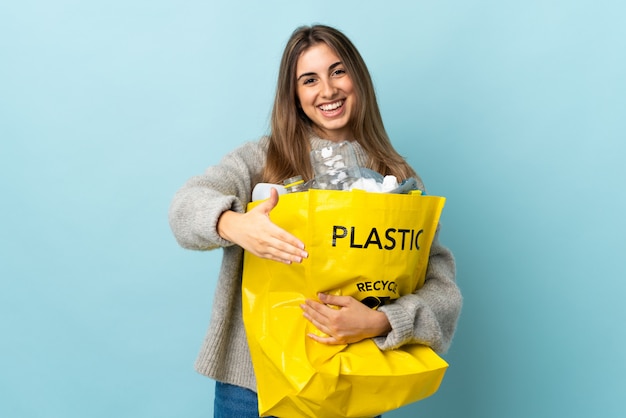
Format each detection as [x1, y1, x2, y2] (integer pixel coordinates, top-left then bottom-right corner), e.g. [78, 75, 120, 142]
[168, 135, 462, 392]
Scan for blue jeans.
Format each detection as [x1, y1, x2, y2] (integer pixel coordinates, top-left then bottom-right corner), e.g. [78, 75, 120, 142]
[214, 382, 382, 418]
[214, 381, 275, 418]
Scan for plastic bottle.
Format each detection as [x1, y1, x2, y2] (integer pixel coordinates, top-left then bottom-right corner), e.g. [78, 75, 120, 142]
[251, 183, 287, 201]
[283, 175, 309, 193]
[309, 141, 362, 190]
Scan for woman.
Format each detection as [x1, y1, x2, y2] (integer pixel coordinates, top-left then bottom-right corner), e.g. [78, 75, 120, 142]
[169, 24, 462, 418]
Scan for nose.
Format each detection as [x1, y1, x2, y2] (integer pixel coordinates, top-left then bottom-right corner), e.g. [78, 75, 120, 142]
[320, 78, 337, 98]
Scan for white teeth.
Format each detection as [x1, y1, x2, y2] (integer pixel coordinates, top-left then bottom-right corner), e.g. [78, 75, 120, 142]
[319, 101, 343, 111]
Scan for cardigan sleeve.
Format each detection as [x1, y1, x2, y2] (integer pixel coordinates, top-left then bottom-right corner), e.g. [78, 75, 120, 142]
[168, 139, 268, 251]
[373, 227, 462, 354]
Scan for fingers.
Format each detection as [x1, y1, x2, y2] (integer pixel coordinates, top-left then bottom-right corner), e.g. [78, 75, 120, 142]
[302, 312, 330, 336]
[301, 294, 389, 344]
[259, 241, 307, 264]
[306, 332, 343, 345]
[301, 298, 344, 341]
[301, 303, 346, 345]
[253, 226, 307, 263]
[302, 294, 350, 319]
[246, 189, 308, 264]
[317, 292, 350, 307]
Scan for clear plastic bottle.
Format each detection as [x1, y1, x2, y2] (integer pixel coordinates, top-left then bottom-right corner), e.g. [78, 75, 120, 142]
[283, 175, 309, 193]
[309, 141, 362, 190]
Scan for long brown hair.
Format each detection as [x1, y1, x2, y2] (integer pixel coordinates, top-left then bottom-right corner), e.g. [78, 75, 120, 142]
[264, 24, 417, 183]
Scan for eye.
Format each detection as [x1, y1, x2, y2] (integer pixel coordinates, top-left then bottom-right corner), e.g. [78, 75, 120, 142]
[302, 77, 317, 86]
[332, 68, 346, 77]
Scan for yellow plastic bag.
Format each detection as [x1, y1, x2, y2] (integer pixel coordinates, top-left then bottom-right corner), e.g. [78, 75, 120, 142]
[242, 189, 449, 418]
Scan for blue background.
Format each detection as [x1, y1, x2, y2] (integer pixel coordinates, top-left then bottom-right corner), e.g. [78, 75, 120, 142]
[2, 1, 625, 417]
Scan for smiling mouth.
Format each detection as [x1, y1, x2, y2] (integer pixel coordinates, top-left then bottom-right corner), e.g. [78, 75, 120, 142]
[318, 100, 344, 111]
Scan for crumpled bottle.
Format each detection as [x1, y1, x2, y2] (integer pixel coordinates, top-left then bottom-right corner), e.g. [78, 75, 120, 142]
[309, 141, 362, 190]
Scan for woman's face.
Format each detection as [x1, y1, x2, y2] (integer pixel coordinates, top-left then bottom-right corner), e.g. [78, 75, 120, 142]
[295, 42, 356, 142]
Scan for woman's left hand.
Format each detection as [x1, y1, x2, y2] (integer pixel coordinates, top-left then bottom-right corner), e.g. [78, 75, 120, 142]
[301, 293, 391, 345]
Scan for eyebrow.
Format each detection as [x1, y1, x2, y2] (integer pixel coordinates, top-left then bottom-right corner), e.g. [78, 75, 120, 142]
[297, 61, 343, 81]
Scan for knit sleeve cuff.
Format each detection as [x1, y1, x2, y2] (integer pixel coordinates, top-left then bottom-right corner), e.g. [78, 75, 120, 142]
[373, 301, 414, 350]
[207, 195, 245, 248]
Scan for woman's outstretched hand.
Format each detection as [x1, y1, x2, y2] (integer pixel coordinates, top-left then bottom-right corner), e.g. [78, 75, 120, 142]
[217, 188, 308, 264]
[301, 293, 392, 345]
